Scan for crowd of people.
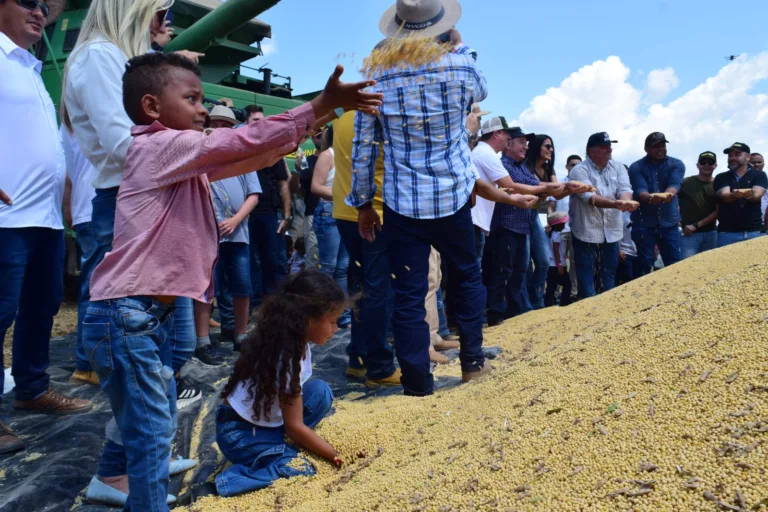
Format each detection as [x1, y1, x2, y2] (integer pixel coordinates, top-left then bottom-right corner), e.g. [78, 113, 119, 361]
[1, 0, 767, 510]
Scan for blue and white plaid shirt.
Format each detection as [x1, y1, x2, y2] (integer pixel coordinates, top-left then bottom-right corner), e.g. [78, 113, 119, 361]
[346, 44, 488, 219]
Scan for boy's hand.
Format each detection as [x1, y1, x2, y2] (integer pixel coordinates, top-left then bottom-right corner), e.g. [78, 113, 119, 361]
[311, 65, 383, 120]
[219, 218, 238, 237]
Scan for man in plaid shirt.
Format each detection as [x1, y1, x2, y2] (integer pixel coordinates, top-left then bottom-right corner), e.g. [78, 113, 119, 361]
[346, 0, 490, 396]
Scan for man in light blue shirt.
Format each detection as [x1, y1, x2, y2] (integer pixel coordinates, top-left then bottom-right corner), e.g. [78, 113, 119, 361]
[628, 132, 685, 277]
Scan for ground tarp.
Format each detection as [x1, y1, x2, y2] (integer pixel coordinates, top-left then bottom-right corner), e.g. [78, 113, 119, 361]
[0, 329, 499, 511]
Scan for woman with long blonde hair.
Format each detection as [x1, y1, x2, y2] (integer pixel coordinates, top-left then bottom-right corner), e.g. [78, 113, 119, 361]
[62, 0, 201, 508]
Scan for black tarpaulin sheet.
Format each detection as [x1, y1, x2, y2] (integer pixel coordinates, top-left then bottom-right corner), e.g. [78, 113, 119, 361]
[0, 329, 500, 511]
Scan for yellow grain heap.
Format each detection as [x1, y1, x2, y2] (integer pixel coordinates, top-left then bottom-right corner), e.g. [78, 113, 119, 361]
[361, 36, 452, 78]
[187, 237, 768, 512]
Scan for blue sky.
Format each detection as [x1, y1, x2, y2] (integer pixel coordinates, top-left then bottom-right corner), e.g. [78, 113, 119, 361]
[247, 0, 767, 114]
[241, 0, 768, 174]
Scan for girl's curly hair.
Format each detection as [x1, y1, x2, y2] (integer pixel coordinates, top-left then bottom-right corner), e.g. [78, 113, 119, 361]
[222, 268, 346, 422]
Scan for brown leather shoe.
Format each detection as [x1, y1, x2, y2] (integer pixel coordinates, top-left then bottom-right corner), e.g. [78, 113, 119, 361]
[71, 370, 100, 386]
[13, 387, 92, 415]
[461, 364, 493, 383]
[429, 349, 450, 365]
[0, 422, 24, 455]
[433, 339, 459, 352]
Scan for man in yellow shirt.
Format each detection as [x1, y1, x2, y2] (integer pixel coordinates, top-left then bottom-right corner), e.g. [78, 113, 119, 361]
[332, 112, 401, 388]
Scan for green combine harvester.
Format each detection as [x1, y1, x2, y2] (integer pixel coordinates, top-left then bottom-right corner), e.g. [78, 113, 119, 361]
[39, 0, 309, 115]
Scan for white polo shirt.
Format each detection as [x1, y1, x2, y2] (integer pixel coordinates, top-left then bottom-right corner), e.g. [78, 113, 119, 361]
[60, 125, 96, 227]
[470, 141, 509, 232]
[0, 31, 65, 229]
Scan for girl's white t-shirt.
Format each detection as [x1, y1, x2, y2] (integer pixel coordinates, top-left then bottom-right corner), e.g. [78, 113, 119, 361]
[227, 344, 313, 427]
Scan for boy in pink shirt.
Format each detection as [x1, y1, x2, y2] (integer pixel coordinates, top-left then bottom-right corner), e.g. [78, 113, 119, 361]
[81, 52, 381, 511]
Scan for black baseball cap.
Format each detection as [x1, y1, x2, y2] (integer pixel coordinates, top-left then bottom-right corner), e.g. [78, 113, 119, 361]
[723, 142, 751, 155]
[698, 151, 717, 164]
[587, 132, 617, 149]
[506, 126, 536, 141]
[645, 132, 670, 146]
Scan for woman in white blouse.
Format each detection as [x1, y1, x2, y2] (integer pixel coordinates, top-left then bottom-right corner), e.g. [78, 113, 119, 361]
[60, 0, 201, 506]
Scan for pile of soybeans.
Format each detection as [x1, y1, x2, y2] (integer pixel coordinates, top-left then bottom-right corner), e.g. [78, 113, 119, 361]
[187, 237, 768, 512]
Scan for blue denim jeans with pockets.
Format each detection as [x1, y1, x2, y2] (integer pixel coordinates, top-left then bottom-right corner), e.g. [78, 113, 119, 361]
[573, 236, 619, 298]
[383, 202, 485, 396]
[336, 219, 396, 380]
[83, 297, 177, 512]
[215, 379, 333, 497]
[716, 230, 763, 248]
[313, 201, 351, 327]
[74, 222, 97, 372]
[526, 214, 552, 310]
[631, 225, 682, 278]
[680, 230, 718, 259]
[0, 227, 63, 403]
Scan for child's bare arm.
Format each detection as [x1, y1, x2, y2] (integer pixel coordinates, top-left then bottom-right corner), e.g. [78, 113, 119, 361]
[281, 395, 337, 464]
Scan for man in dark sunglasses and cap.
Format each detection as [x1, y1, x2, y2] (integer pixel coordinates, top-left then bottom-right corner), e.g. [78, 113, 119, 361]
[0, 0, 92, 455]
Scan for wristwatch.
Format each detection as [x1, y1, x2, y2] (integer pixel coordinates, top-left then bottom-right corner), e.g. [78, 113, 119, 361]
[284, 215, 294, 225]
[693, 221, 699, 230]
[357, 202, 373, 211]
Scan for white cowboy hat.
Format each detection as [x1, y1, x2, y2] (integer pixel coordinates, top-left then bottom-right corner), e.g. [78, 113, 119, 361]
[208, 105, 237, 126]
[379, 0, 462, 39]
[46, 0, 66, 26]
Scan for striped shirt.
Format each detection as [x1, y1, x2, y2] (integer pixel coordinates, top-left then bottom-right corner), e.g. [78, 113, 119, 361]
[346, 44, 488, 219]
[490, 155, 538, 234]
[568, 157, 633, 244]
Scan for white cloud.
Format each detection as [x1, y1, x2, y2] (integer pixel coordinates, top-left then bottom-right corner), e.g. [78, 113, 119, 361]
[261, 38, 277, 57]
[508, 53, 768, 178]
[645, 67, 680, 103]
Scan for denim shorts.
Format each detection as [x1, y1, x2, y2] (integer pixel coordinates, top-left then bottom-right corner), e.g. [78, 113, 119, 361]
[216, 242, 252, 298]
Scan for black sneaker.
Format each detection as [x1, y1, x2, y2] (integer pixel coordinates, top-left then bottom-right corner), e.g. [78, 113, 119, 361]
[176, 382, 202, 411]
[193, 345, 225, 367]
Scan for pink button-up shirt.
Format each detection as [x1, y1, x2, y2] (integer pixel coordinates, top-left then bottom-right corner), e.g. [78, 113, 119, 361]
[89, 103, 316, 303]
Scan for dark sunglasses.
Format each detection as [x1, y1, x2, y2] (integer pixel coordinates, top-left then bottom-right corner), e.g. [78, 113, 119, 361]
[543, 144, 554, 149]
[698, 160, 716, 166]
[16, 0, 49, 17]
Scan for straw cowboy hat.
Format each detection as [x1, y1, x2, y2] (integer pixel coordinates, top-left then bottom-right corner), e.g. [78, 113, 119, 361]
[379, 0, 462, 39]
[46, 0, 66, 26]
[208, 105, 237, 126]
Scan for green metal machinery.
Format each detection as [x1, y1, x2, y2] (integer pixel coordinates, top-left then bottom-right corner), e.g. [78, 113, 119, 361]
[38, 0, 316, 148]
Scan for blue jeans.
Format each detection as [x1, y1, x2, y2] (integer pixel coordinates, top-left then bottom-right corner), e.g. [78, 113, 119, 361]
[313, 201, 351, 327]
[74, 222, 97, 372]
[384, 202, 485, 396]
[617, 255, 636, 286]
[83, 297, 177, 512]
[0, 228, 63, 403]
[486, 229, 531, 321]
[526, 214, 552, 310]
[169, 297, 195, 374]
[716, 231, 763, 248]
[336, 219, 396, 380]
[249, 210, 288, 308]
[215, 242, 251, 331]
[215, 379, 333, 497]
[631, 225, 682, 278]
[573, 236, 619, 298]
[681, 230, 718, 259]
